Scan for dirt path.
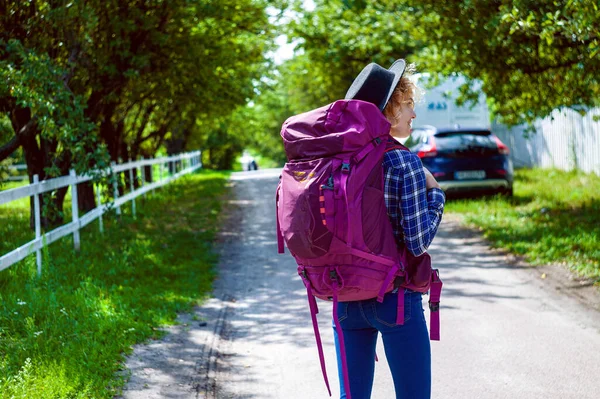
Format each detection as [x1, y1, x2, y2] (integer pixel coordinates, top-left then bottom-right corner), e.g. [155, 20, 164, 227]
[117, 169, 600, 399]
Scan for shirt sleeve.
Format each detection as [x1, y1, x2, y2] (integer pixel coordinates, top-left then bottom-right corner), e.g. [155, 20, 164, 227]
[384, 151, 446, 256]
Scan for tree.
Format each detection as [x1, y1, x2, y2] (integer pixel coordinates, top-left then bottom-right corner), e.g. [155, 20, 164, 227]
[287, 0, 420, 111]
[235, 0, 421, 164]
[1, 0, 278, 224]
[406, 0, 600, 125]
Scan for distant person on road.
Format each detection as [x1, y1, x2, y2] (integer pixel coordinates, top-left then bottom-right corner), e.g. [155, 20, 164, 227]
[240, 150, 258, 171]
[336, 60, 446, 399]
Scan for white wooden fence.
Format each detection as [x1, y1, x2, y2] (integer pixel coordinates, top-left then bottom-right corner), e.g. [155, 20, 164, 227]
[0, 151, 202, 275]
[492, 107, 600, 175]
[2, 164, 28, 181]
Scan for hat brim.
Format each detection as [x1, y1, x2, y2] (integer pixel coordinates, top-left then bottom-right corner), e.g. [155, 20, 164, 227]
[381, 59, 406, 111]
[344, 59, 407, 112]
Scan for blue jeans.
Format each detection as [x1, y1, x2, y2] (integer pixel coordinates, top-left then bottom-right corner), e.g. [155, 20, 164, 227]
[333, 290, 431, 399]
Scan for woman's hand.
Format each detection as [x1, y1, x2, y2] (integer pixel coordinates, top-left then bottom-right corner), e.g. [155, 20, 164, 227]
[423, 168, 440, 190]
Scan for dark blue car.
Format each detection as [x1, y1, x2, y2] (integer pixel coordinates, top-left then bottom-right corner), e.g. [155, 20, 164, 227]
[405, 125, 514, 197]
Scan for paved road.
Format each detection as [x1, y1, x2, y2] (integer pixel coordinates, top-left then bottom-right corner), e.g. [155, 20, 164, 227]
[118, 169, 600, 399]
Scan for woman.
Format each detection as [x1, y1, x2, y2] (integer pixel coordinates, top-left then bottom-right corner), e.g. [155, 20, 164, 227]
[334, 60, 446, 399]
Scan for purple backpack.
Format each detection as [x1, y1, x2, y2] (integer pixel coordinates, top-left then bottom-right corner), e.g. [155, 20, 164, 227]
[275, 99, 442, 398]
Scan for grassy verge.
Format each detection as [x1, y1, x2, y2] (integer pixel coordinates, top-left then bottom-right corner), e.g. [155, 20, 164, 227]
[445, 168, 600, 282]
[0, 170, 230, 398]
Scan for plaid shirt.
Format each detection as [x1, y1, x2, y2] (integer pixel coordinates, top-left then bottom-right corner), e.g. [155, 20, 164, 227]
[383, 137, 446, 256]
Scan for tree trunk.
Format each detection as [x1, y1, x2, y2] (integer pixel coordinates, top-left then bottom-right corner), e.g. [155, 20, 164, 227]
[10, 107, 50, 230]
[77, 183, 97, 213]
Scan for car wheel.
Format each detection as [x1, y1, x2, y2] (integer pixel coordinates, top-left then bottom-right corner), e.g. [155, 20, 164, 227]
[501, 187, 514, 197]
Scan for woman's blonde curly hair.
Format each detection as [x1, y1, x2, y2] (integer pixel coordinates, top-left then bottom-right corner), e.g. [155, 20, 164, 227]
[383, 63, 421, 127]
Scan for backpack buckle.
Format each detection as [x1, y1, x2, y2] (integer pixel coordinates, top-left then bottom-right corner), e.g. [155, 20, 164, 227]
[429, 300, 440, 312]
[329, 269, 338, 281]
[341, 162, 350, 172]
[320, 175, 334, 190]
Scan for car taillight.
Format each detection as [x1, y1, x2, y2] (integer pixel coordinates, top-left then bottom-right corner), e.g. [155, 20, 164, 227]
[417, 137, 438, 158]
[492, 135, 510, 155]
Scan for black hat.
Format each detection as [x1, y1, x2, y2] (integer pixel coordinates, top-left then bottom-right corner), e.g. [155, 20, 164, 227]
[344, 59, 406, 112]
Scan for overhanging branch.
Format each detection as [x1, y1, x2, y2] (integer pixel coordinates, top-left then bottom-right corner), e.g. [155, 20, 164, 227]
[0, 134, 21, 162]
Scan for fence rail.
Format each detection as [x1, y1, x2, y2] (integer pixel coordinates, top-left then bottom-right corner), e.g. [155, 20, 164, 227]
[1, 164, 28, 181]
[0, 151, 202, 275]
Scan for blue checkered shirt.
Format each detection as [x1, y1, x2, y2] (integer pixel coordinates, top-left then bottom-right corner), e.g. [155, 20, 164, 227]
[383, 138, 446, 256]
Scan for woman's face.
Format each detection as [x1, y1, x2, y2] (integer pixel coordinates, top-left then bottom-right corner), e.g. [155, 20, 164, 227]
[389, 97, 416, 139]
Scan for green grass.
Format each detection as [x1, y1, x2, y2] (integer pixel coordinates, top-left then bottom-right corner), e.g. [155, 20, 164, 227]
[0, 169, 230, 398]
[445, 168, 600, 281]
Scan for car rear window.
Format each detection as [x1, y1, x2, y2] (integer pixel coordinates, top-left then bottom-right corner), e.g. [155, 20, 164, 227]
[433, 131, 496, 149]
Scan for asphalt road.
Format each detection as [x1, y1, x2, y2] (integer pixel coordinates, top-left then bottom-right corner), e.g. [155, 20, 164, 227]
[118, 169, 600, 399]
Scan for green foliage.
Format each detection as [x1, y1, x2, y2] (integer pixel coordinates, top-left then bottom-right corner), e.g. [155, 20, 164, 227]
[1, 1, 278, 170]
[237, 0, 424, 164]
[0, 170, 229, 398]
[269, 0, 599, 135]
[0, 39, 107, 177]
[112, 0, 277, 161]
[407, 0, 600, 125]
[287, 0, 420, 111]
[446, 168, 600, 281]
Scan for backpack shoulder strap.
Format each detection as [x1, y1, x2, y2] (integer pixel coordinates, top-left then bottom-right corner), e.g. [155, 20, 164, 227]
[384, 136, 410, 153]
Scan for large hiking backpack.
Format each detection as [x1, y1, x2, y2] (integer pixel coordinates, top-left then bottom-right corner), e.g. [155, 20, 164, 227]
[275, 99, 442, 398]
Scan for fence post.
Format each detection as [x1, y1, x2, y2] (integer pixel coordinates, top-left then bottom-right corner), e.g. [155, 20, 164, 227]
[128, 160, 136, 219]
[96, 182, 104, 234]
[69, 170, 81, 252]
[111, 161, 121, 218]
[33, 174, 42, 276]
[140, 157, 146, 199]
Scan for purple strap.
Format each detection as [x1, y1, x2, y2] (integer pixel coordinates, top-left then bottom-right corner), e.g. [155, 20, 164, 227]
[352, 141, 375, 163]
[377, 264, 400, 302]
[349, 247, 395, 266]
[396, 289, 405, 325]
[332, 278, 352, 399]
[429, 269, 443, 341]
[339, 159, 351, 247]
[276, 184, 284, 254]
[302, 275, 331, 396]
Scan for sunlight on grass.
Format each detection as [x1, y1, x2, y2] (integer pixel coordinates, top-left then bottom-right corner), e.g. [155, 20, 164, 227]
[0, 170, 230, 398]
[446, 168, 600, 281]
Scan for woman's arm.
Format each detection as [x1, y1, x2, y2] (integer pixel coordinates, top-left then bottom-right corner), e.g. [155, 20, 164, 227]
[384, 151, 445, 256]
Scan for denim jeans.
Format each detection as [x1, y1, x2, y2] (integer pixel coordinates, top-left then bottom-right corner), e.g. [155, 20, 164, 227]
[333, 290, 431, 399]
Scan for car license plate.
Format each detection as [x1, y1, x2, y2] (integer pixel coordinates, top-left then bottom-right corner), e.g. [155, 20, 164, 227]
[455, 170, 486, 180]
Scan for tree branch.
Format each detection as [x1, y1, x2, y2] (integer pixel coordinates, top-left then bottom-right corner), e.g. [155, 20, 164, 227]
[0, 114, 38, 162]
[134, 104, 156, 143]
[0, 134, 22, 162]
